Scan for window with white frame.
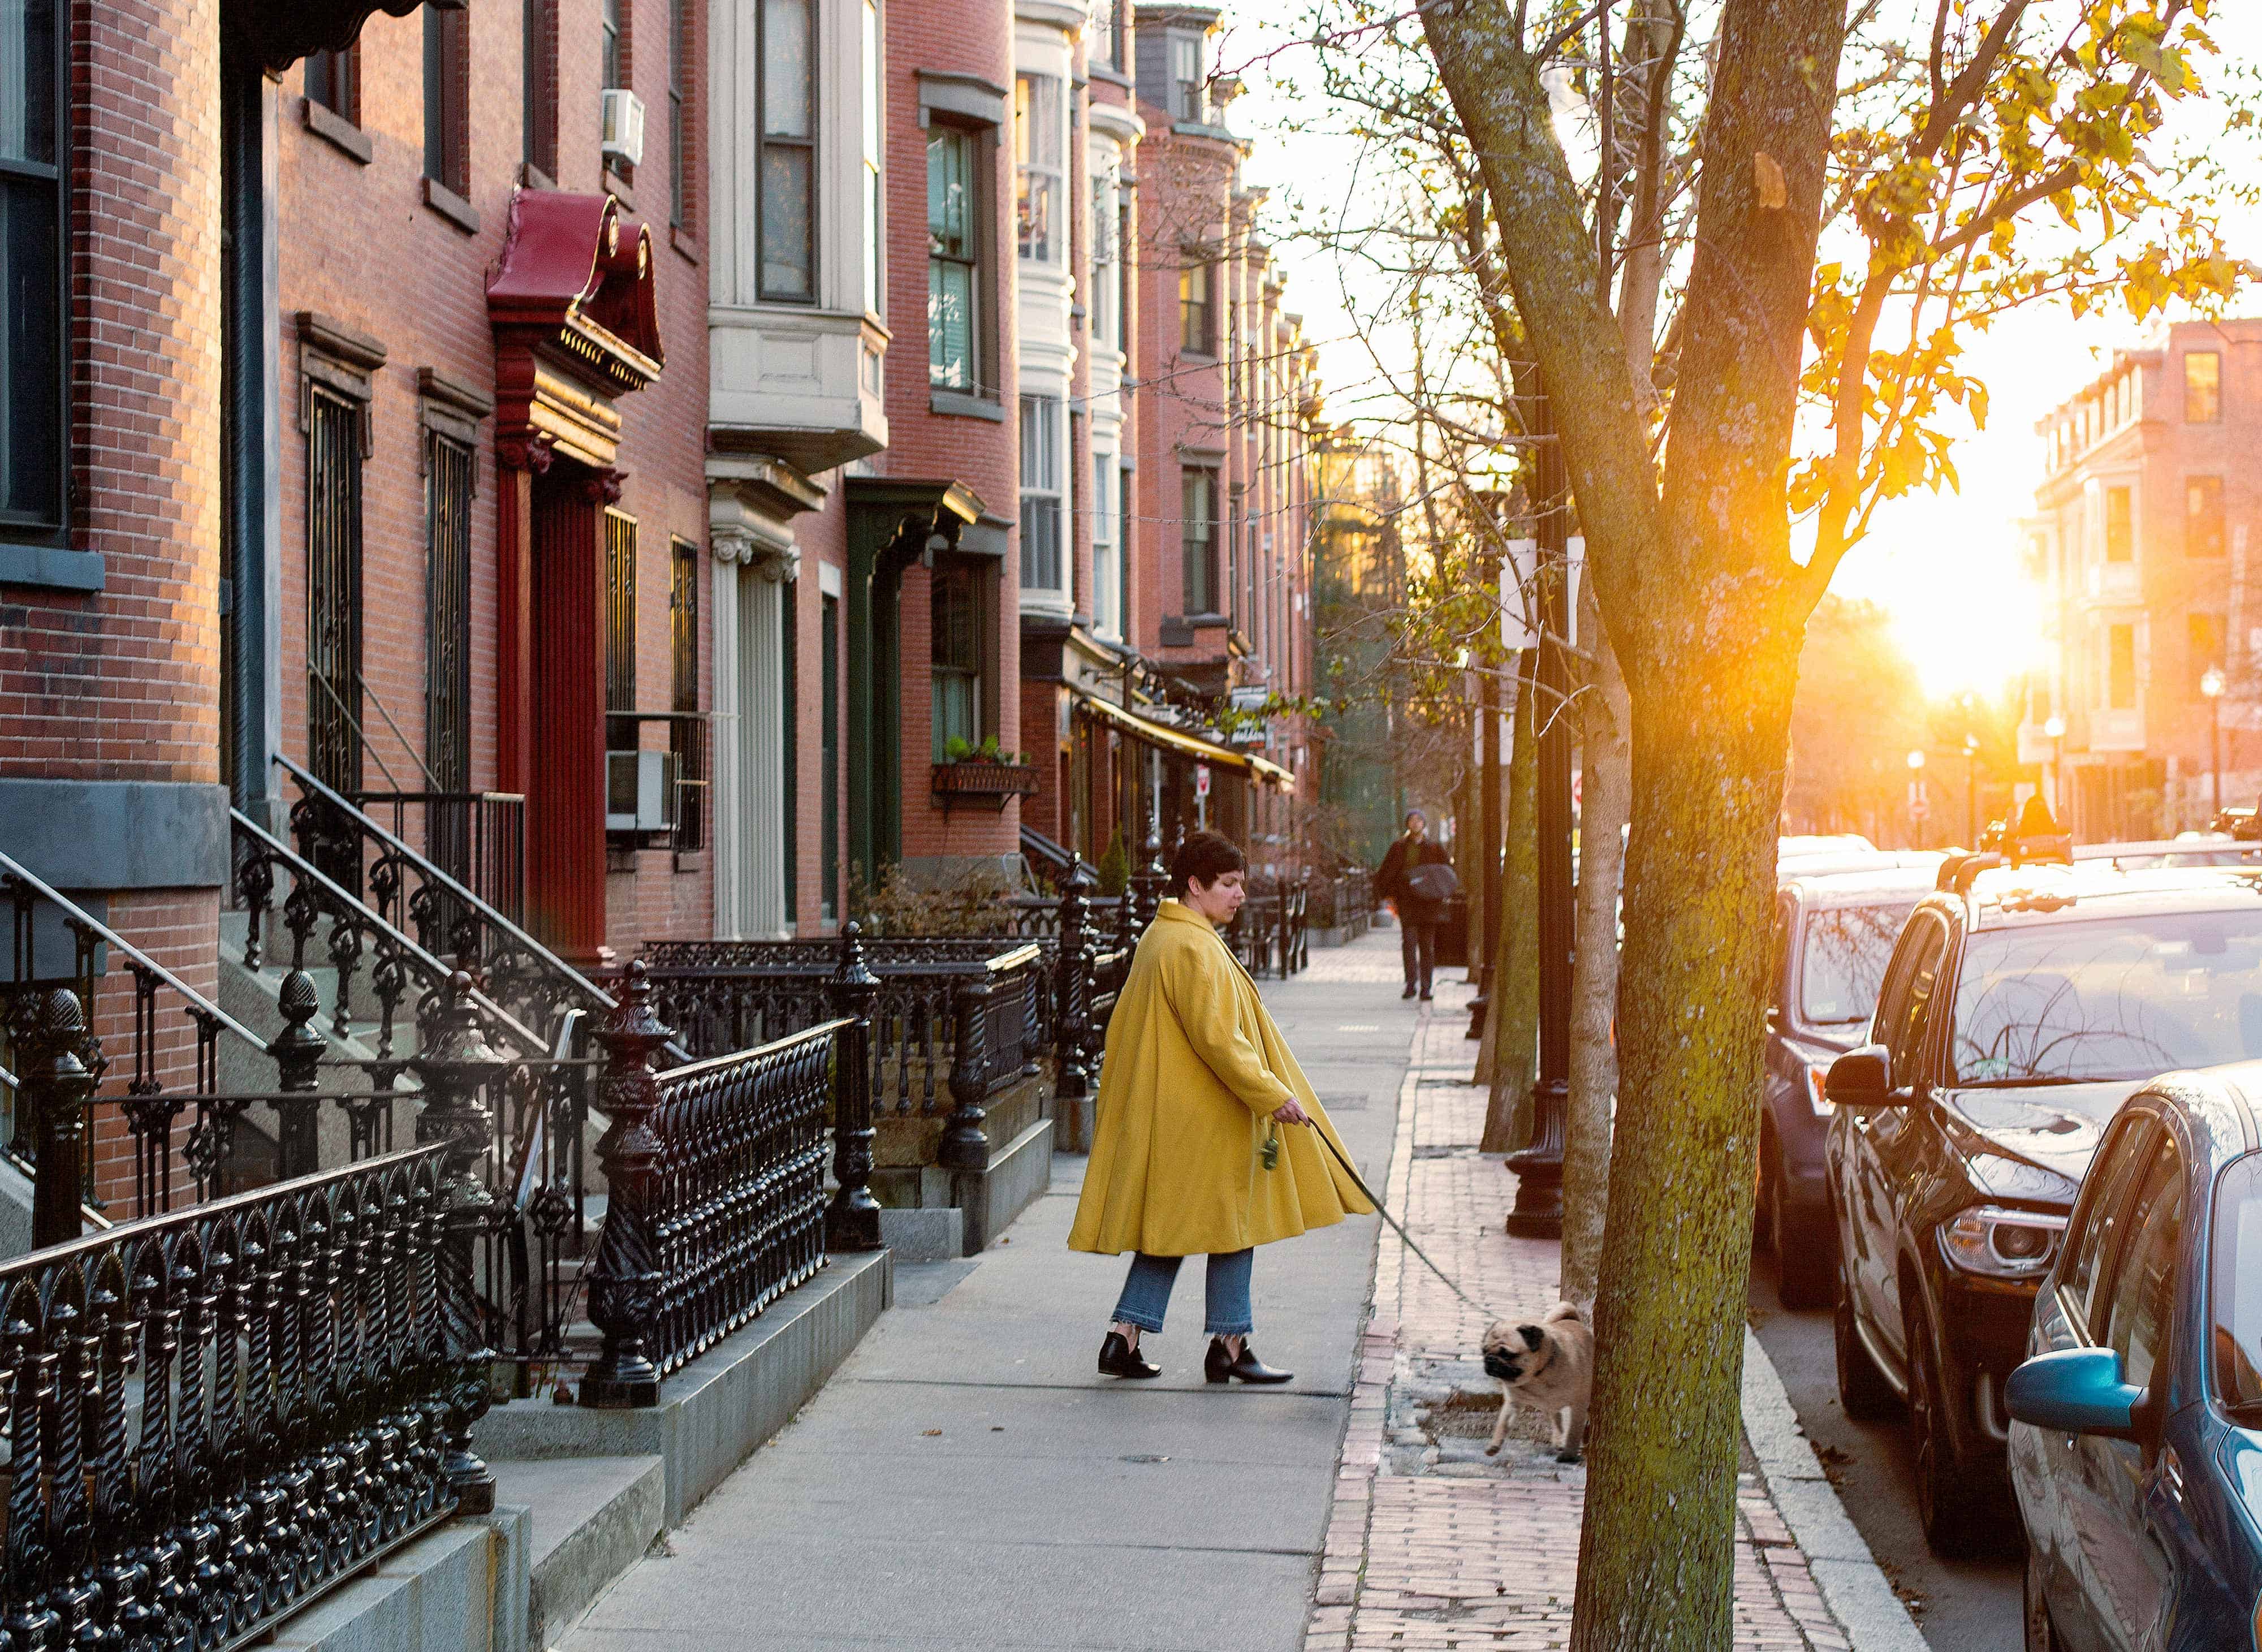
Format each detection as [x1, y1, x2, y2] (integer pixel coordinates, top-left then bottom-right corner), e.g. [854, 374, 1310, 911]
[1091, 455, 1119, 636]
[1090, 166, 1117, 345]
[1169, 32, 1205, 122]
[862, 0, 882, 314]
[1015, 74, 1063, 264]
[758, 0, 817, 301]
[1020, 396, 1065, 592]
[1090, 0, 1120, 68]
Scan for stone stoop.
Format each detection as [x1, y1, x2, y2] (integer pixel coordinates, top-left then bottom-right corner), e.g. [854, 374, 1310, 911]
[495, 1456, 666, 1651]
[474, 1248, 893, 1525]
[263, 1250, 890, 1652]
[868, 1070, 1057, 1256]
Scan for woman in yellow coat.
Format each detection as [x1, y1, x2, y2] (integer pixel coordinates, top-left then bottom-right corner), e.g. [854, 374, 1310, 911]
[1070, 830, 1371, 1383]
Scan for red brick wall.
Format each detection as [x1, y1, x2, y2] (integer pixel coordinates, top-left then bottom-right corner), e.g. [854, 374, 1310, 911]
[0, 0, 222, 787]
[883, 0, 1020, 865]
[274, 0, 711, 955]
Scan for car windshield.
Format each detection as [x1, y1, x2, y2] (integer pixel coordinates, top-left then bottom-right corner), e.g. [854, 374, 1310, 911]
[1953, 910, 2262, 1085]
[2213, 1154, 2262, 1411]
[1800, 900, 1923, 1025]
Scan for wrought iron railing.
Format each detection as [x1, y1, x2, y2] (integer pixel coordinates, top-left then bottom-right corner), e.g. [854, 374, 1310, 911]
[348, 789, 526, 924]
[1225, 878, 1310, 980]
[580, 954, 882, 1405]
[0, 1140, 494, 1649]
[629, 935, 1050, 1133]
[274, 753, 619, 1039]
[5, 839, 597, 1400]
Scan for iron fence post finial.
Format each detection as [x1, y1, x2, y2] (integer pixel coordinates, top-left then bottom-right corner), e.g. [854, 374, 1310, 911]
[1054, 865, 1094, 1104]
[27, 987, 97, 1250]
[824, 926, 884, 1253]
[409, 972, 503, 1512]
[580, 961, 672, 1408]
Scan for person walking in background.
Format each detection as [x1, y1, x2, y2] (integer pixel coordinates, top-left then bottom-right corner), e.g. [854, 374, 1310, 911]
[1375, 810, 1453, 1000]
[1072, 830, 1372, 1383]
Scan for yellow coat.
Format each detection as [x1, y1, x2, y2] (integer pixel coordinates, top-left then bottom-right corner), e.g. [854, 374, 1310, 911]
[1067, 900, 1372, 1257]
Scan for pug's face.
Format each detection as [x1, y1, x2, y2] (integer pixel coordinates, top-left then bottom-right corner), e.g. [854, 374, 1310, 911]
[1481, 1321, 1547, 1386]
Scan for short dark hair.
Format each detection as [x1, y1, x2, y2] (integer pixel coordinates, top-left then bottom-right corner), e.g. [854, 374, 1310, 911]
[1168, 830, 1246, 897]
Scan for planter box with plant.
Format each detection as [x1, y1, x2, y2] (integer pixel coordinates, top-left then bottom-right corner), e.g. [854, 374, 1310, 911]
[933, 736, 1039, 810]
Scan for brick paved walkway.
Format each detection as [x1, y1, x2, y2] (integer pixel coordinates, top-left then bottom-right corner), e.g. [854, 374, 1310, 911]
[1304, 976, 1853, 1652]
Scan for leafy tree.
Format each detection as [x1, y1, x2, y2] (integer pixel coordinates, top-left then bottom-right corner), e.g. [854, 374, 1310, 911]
[1400, 1, 2252, 1645]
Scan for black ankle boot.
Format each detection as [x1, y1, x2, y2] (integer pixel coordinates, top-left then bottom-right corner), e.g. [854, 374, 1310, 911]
[1099, 1331, 1161, 1379]
[1205, 1337, 1293, 1385]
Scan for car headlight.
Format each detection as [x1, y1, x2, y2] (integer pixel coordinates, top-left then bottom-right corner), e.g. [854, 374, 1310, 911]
[1806, 1064, 1831, 1116]
[1939, 1205, 2067, 1280]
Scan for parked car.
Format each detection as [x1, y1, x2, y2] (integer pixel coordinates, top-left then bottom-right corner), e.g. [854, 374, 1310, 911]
[2004, 1068, 2262, 1651]
[1759, 866, 1940, 1308]
[2071, 836, 2260, 872]
[1827, 859, 2262, 1556]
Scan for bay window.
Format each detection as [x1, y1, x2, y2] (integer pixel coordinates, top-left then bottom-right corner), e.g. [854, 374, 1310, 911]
[928, 125, 980, 390]
[1169, 32, 1204, 122]
[759, 0, 816, 300]
[1090, 167, 1117, 346]
[1016, 74, 1063, 264]
[862, 0, 883, 314]
[0, 0, 64, 547]
[1092, 456, 1120, 637]
[1020, 395, 1064, 593]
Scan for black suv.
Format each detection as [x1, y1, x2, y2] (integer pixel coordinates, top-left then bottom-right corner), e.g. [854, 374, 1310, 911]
[1827, 859, 2262, 1556]
[1759, 866, 1940, 1308]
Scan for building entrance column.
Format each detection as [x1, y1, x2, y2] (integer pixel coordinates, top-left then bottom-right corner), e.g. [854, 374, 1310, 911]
[710, 521, 799, 938]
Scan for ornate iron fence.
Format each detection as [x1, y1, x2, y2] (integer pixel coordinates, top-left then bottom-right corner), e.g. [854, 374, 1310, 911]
[0, 1140, 492, 1650]
[348, 789, 526, 925]
[628, 935, 1048, 1130]
[580, 955, 880, 1405]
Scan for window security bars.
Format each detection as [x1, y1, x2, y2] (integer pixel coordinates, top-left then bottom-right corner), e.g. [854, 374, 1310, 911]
[604, 508, 638, 752]
[425, 433, 475, 794]
[306, 388, 365, 809]
[0, 1143, 489, 1650]
[670, 538, 705, 852]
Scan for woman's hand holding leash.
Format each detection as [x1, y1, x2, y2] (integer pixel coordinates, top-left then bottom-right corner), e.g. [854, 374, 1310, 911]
[1271, 1098, 1311, 1126]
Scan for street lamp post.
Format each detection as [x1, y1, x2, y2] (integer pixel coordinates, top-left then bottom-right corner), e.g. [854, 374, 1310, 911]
[1963, 733, 1981, 848]
[2203, 666, 2226, 822]
[1906, 749, 1926, 849]
[2044, 714, 2067, 816]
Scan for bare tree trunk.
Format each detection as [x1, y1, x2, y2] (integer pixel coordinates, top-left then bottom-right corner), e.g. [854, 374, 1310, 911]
[1479, 664, 1537, 1151]
[1419, 0, 1845, 1642]
[1560, 597, 1629, 1312]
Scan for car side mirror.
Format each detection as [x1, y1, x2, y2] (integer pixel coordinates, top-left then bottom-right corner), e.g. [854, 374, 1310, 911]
[2004, 1347, 2141, 1439]
[1825, 1045, 1894, 1111]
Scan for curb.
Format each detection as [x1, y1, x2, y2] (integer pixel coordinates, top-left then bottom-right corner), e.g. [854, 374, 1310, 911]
[1741, 1327, 1931, 1652]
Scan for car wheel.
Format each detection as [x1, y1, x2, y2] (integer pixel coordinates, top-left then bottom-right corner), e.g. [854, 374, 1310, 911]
[2022, 1545, 2058, 1652]
[1770, 1151, 1834, 1311]
[1906, 1299, 2014, 1558]
[1832, 1240, 1898, 1421]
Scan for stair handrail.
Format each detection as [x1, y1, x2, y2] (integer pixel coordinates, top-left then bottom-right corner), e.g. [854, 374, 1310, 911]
[273, 751, 618, 1020]
[0, 846, 270, 1053]
[231, 808, 550, 1056]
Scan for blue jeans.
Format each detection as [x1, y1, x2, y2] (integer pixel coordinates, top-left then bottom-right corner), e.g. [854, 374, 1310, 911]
[1111, 1249, 1254, 1338]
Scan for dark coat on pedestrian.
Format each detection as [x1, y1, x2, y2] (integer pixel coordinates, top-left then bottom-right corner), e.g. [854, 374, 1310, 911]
[1376, 833, 1451, 921]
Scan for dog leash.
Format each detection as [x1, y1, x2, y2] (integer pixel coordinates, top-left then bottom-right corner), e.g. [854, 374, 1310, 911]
[1306, 1120, 1512, 1324]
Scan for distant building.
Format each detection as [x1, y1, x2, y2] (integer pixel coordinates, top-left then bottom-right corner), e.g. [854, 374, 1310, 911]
[2021, 318, 2262, 839]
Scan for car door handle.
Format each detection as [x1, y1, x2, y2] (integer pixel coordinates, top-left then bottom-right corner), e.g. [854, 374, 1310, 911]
[2157, 1446, 2185, 1506]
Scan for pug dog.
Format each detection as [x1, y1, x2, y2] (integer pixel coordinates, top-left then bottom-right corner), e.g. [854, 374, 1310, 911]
[1481, 1302, 1594, 1464]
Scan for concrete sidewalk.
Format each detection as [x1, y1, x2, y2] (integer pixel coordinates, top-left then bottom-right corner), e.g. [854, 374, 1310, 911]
[559, 928, 1416, 1652]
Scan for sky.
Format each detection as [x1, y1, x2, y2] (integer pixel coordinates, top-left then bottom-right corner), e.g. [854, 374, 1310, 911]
[1219, 3, 2262, 702]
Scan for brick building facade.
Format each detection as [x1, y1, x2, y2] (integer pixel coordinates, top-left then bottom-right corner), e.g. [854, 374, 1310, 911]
[2021, 318, 2262, 839]
[0, 0, 1322, 1066]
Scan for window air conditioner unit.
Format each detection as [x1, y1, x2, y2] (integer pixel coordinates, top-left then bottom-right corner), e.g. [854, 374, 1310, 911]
[601, 89, 646, 166]
[606, 749, 677, 833]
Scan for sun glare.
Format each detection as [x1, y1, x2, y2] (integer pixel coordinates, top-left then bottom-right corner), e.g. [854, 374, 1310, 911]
[1875, 545, 2046, 701]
